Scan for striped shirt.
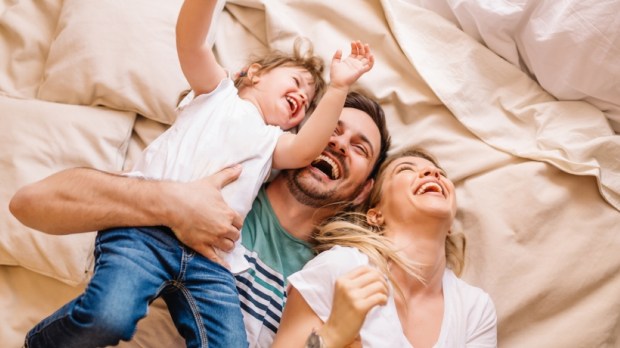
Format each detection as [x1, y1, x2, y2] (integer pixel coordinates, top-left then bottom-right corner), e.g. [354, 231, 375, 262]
[235, 187, 315, 347]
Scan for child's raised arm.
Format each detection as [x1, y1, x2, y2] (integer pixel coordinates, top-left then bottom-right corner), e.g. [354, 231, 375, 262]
[273, 41, 374, 169]
[176, 0, 227, 96]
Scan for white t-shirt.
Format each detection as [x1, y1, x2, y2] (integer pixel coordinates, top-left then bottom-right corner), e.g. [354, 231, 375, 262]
[128, 78, 283, 273]
[288, 245, 497, 347]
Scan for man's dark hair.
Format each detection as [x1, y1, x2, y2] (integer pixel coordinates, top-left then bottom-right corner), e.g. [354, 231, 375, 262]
[344, 91, 391, 180]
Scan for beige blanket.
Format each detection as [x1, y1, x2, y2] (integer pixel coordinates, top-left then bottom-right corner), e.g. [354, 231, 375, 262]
[1, 0, 618, 347]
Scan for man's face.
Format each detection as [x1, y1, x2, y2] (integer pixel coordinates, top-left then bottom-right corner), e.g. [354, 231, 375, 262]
[284, 107, 382, 208]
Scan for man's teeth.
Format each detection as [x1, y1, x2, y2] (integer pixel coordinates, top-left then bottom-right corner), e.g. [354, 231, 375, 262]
[415, 182, 443, 195]
[311, 155, 341, 179]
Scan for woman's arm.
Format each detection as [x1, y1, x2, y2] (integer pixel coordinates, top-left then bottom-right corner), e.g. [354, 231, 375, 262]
[272, 287, 324, 347]
[273, 266, 388, 348]
[9, 166, 243, 261]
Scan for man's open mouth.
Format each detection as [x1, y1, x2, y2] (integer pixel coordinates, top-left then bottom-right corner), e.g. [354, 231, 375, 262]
[311, 155, 341, 180]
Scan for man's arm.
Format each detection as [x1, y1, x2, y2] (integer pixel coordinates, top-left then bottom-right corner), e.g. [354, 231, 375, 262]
[9, 166, 243, 261]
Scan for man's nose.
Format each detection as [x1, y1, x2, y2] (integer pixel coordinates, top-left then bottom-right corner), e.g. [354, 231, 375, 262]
[329, 135, 347, 155]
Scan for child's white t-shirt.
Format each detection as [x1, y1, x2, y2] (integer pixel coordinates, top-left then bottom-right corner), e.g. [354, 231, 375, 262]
[128, 78, 283, 274]
[288, 245, 497, 347]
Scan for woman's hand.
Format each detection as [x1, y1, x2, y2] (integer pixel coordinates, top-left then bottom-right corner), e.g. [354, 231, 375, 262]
[319, 266, 389, 348]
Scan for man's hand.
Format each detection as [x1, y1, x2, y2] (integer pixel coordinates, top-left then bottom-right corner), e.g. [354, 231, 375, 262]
[164, 165, 243, 265]
[319, 266, 389, 348]
[329, 41, 374, 91]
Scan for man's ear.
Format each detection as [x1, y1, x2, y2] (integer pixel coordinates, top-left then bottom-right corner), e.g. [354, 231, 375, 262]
[366, 208, 384, 227]
[352, 179, 374, 206]
[246, 63, 262, 85]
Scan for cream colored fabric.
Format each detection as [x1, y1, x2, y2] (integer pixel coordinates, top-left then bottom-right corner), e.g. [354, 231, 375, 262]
[36, 0, 188, 125]
[0, 266, 85, 346]
[2, 0, 619, 347]
[410, 0, 620, 134]
[0, 96, 136, 286]
[0, 0, 63, 98]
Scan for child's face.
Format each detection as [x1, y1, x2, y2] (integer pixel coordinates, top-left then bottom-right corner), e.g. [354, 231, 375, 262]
[247, 66, 316, 130]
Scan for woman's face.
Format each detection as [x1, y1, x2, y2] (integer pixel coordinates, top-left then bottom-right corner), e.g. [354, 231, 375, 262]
[374, 155, 457, 227]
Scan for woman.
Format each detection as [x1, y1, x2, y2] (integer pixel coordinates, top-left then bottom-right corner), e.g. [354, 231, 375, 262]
[272, 147, 497, 347]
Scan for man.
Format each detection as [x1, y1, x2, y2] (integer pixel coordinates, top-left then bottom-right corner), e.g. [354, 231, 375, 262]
[10, 92, 391, 347]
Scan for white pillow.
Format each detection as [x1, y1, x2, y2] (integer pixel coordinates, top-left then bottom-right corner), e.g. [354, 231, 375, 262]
[411, 0, 620, 133]
[0, 96, 136, 285]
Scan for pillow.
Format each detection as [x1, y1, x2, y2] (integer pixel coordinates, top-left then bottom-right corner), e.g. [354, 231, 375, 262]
[0, 96, 136, 286]
[0, 0, 63, 98]
[413, 0, 620, 133]
[37, 0, 226, 125]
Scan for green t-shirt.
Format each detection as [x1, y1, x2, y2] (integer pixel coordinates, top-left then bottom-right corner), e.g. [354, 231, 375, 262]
[235, 187, 315, 347]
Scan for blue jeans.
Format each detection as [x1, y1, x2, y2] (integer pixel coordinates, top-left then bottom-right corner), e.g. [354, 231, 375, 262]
[26, 226, 248, 348]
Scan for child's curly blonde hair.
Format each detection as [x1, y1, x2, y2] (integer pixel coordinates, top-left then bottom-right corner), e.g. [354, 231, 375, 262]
[234, 38, 326, 114]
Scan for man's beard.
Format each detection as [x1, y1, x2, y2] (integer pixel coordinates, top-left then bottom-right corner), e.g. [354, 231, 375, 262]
[283, 168, 365, 210]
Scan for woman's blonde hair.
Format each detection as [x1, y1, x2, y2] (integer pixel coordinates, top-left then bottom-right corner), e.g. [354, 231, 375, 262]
[314, 147, 466, 293]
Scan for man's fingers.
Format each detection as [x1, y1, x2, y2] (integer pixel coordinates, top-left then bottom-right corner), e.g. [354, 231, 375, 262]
[231, 211, 243, 230]
[225, 227, 241, 242]
[210, 164, 242, 189]
[213, 236, 235, 252]
[197, 245, 230, 270]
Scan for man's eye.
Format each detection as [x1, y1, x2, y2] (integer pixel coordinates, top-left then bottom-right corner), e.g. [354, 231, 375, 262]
[354, 145, 368, 157]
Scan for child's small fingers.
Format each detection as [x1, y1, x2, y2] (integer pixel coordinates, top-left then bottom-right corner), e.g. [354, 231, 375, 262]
[364, 43, 371, 56]
[333, 49, 343, 61]
[358, 41, 366, 55]
[350, 41, 358, 55]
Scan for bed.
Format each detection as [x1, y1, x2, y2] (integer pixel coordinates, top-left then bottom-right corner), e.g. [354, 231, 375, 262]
[1, 0, 619, 347]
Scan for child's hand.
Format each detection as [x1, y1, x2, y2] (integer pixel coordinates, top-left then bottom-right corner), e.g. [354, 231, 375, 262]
[329, 41, 374, 91]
